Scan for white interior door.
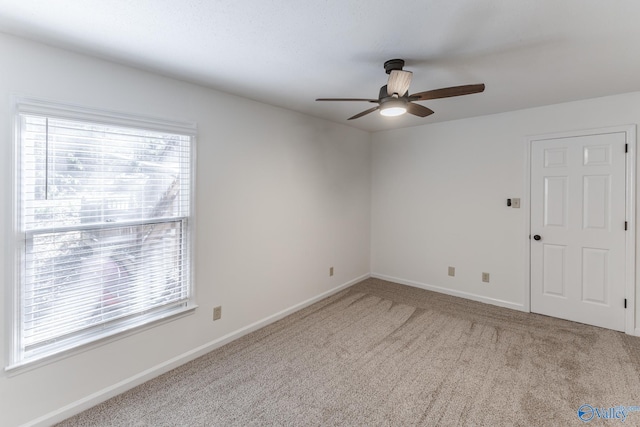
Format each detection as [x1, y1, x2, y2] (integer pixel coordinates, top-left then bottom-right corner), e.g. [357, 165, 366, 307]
[530, 131, 628, 331]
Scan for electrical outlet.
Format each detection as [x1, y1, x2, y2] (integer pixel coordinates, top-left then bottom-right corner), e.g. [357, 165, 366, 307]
[330, 267, 334, 276]
[213, 306, 222, 321]
[448, 266, 455, 277]
[482, 272, 490, 283]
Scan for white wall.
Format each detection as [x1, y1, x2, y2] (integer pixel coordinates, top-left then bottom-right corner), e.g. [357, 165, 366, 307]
[0, 33, 371, 427]
[371, 91, 640, 327]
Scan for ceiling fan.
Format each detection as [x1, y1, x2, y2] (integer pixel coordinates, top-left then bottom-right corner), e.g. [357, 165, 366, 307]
[316, 59, 485, 120]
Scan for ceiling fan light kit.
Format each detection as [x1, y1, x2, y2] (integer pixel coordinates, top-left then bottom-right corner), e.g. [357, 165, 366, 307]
[379, 96, 407, 117]
[316, 59, 485, 121]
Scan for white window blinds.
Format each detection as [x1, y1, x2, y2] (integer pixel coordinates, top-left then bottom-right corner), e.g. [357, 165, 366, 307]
[13, 105, 194, 367]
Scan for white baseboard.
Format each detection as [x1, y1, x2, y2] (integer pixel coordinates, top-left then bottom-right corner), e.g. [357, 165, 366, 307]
[635, 328, 640, 337]
[24, 273, 370, 427]
[370, 273, 526, 312]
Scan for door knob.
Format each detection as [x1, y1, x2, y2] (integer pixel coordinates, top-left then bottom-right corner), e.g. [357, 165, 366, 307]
[533, 235, 542, 241]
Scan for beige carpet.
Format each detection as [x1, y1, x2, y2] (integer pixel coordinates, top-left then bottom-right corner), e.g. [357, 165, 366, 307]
[57, 278, 640, 426]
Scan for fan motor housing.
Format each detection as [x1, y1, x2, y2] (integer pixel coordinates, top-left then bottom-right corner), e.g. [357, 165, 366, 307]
[379, 85, 408, 100]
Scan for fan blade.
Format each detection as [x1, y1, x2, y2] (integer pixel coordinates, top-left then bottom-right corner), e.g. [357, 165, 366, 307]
[348, 106, 380, 120]
[409, 84, 485, 101]
[316, 98, 378, 102]
[406, 103, 435, 118]
[387, 70, 413, 96]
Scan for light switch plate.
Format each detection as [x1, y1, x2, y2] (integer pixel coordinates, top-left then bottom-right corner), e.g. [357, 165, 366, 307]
[511, 198, 520, 208]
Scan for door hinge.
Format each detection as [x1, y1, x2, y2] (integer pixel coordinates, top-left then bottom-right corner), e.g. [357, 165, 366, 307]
[624, 298, 627, 309]
[625, 221, 628, 230]
[625, 143, 628, 153]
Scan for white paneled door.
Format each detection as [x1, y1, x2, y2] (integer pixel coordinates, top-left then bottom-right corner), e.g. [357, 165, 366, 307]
[530, 131, 628, 331]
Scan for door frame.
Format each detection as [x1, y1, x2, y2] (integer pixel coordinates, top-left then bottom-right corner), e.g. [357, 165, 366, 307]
[523, 125, 637, 335]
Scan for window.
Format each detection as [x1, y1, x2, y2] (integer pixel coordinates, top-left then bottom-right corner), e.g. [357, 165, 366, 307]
[9, 99, 195, 368]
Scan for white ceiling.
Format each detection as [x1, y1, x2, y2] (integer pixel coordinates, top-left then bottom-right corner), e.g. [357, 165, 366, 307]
[1, 0, 640, 132]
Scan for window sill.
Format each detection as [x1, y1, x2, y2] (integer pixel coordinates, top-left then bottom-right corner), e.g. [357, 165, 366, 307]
[4, 304, 198, 377]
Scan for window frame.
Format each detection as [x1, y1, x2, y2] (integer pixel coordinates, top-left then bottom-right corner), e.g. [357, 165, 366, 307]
[6, 97, 197, 372]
